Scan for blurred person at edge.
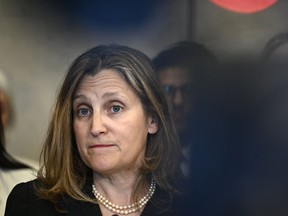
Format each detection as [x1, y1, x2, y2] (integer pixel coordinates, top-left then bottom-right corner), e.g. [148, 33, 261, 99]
[5, 44, 184, 216]
[153, 41, 219, 177]
[0, 70, 13, 128]
[262, 32, 288, 64]
[238, 32, 288, 216]
[0, 70, 35, 216]
[259, 32, 288, 145]
[0, 71, 39, 168]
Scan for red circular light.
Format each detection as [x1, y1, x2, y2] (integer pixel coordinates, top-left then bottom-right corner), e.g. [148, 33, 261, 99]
[210, 0, 278, 14]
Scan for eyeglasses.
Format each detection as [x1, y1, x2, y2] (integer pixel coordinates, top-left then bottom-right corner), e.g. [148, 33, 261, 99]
[162, 84, 193, 97]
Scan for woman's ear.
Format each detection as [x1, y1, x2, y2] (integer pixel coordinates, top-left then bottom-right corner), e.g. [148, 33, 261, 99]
[148, 117, 158, 134]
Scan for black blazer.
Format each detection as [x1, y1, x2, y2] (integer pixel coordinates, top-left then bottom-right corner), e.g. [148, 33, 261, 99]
[5, 180, 183, 216]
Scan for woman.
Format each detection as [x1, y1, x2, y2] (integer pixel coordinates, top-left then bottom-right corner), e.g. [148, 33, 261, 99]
[5, 44, 182, 216]
[0, 72, 35, 216]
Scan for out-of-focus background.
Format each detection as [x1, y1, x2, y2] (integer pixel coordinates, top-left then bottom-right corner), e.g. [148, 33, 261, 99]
[1, 0, 287, 162]
[0, 0, 188, 162]
[1, 2, 288, 214]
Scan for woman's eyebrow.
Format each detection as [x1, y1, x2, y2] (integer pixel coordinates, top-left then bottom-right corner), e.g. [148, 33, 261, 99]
[72, 91, 126, 101]
[102, 91, 125, 100]
[73, 94, 89, 101]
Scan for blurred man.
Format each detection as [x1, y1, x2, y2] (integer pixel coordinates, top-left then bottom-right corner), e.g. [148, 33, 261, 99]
[153, 41, 218, 176]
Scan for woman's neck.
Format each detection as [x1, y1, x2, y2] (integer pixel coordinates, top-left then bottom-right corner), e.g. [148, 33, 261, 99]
[93, 171, 141, 205]
[93, 171, 147, 216]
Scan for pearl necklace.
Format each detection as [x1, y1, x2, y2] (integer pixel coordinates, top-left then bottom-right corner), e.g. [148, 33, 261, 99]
[92, 178, 156, 215]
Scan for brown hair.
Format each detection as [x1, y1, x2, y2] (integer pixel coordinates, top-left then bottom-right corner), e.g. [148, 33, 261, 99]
[36, 44, 181, 205]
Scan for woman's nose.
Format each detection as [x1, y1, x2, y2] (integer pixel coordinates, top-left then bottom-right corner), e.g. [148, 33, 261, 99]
[90, 114, 107, 136]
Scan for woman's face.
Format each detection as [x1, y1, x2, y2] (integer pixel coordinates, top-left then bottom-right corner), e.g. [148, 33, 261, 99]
[73, 69, 158, 175]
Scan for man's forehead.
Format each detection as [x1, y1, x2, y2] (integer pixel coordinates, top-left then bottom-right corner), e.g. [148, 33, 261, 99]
[159, 67, 193, 84]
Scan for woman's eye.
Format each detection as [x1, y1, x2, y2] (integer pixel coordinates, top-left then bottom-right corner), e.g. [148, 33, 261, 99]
[78, 108, 90, 117]
[111, 105, 122, 113]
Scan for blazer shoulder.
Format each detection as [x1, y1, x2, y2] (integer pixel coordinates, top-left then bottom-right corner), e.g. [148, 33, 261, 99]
[5, 180, 102, 216]
[5, 180, 61, 216]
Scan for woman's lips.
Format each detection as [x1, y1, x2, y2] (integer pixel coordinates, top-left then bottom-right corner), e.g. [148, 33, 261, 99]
[89, 144, 114, 148]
